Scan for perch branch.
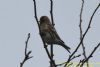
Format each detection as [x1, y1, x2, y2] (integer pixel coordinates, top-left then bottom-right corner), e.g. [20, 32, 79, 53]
[33, 0, 56, 67]
[50, 0, 55, 26]
[49, 0, 55, 67]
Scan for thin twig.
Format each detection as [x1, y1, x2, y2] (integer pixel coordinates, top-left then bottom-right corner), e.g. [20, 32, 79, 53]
[25, 33, 30, 55]
[80, 43, 100, 67]
[33, 0, 40, 29]
[33, 0, 56, 67]
[20, 33, 33, 67]
[56, 54, 81, 66]
[82, 3, 100, 38]
[79, 0, 89, 67]
[80, 3, 100, 67]
[67, 63, 73, 67]
[56, 54, 81, 67]
[56, 62, 66, 66]
[70, 54, 81, 61]
[76, 60, 82, 67]
[64, 2, 100, 67]
[50, 0, 55, 26]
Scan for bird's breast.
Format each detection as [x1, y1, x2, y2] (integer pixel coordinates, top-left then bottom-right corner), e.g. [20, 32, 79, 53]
[40, 24, 48, 30]
[42, 32, 55, 44]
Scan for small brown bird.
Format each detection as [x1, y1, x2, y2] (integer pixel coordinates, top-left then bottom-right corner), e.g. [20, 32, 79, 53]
[39, 16, 71, 53]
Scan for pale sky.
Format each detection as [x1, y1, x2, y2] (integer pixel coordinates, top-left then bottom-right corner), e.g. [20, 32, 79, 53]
[0, 0, 100, 67]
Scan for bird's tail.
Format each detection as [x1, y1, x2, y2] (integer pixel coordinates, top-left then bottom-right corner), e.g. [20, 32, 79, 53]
[57, 40, 71, 53]
[60, 43, 71, 53]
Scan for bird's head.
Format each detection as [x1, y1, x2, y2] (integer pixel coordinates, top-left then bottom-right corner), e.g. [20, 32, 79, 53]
[40, 16, 50, 24]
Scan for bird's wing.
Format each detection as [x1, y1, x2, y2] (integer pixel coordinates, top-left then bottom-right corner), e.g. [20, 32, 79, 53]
[47, 23, 62, 40]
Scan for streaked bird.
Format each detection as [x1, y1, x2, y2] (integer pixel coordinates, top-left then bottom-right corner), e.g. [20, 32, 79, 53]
[39, 16, 71, 53]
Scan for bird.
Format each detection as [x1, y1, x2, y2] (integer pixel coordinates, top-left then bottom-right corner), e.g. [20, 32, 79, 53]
[39, 16, 71, 53]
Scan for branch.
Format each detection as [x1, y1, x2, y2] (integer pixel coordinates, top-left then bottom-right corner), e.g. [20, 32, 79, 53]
[49, 0, 55, 67]
[67, 63, 73, 67]
[50, 0, 55, 26]
[33, 0, 40, 30]
[56, 54, 81, 67]
[79, 0, 89, 67]
[82, 3, 100, 38]
[64, 2, 100, 67]
[80, 43, 100, 67]
[20, 33, 33, 67]
[70, 54, 81, 61]
[33, 0, 56, 67]
[76, 60, 82, 67]
[79, 3, 100, 67]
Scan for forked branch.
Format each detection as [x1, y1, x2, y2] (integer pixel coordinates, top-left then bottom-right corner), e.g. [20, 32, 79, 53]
[20, 33, 33, 67]
[64, 3, 100, 67]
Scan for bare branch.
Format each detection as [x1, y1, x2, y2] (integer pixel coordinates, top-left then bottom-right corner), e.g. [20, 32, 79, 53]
[79, 0, 89, 67]
[79, 0, 84, 52]
[33, 0, 40, 30]
[76, 60, 82, 67]
[64, 2, 100, 67]
[20, 33, 33, 67]
[56, 54, 81, 67]
[70, 54, 81, 61]
[56, 62, 66, 66]
[49, 0, 55, 67]
[80, 43, 100, 67]
[83, 3, 100, 38]
[67, 63, 73, 67]
[25, 33, 30, 55]
[50, 0, 55, 26]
